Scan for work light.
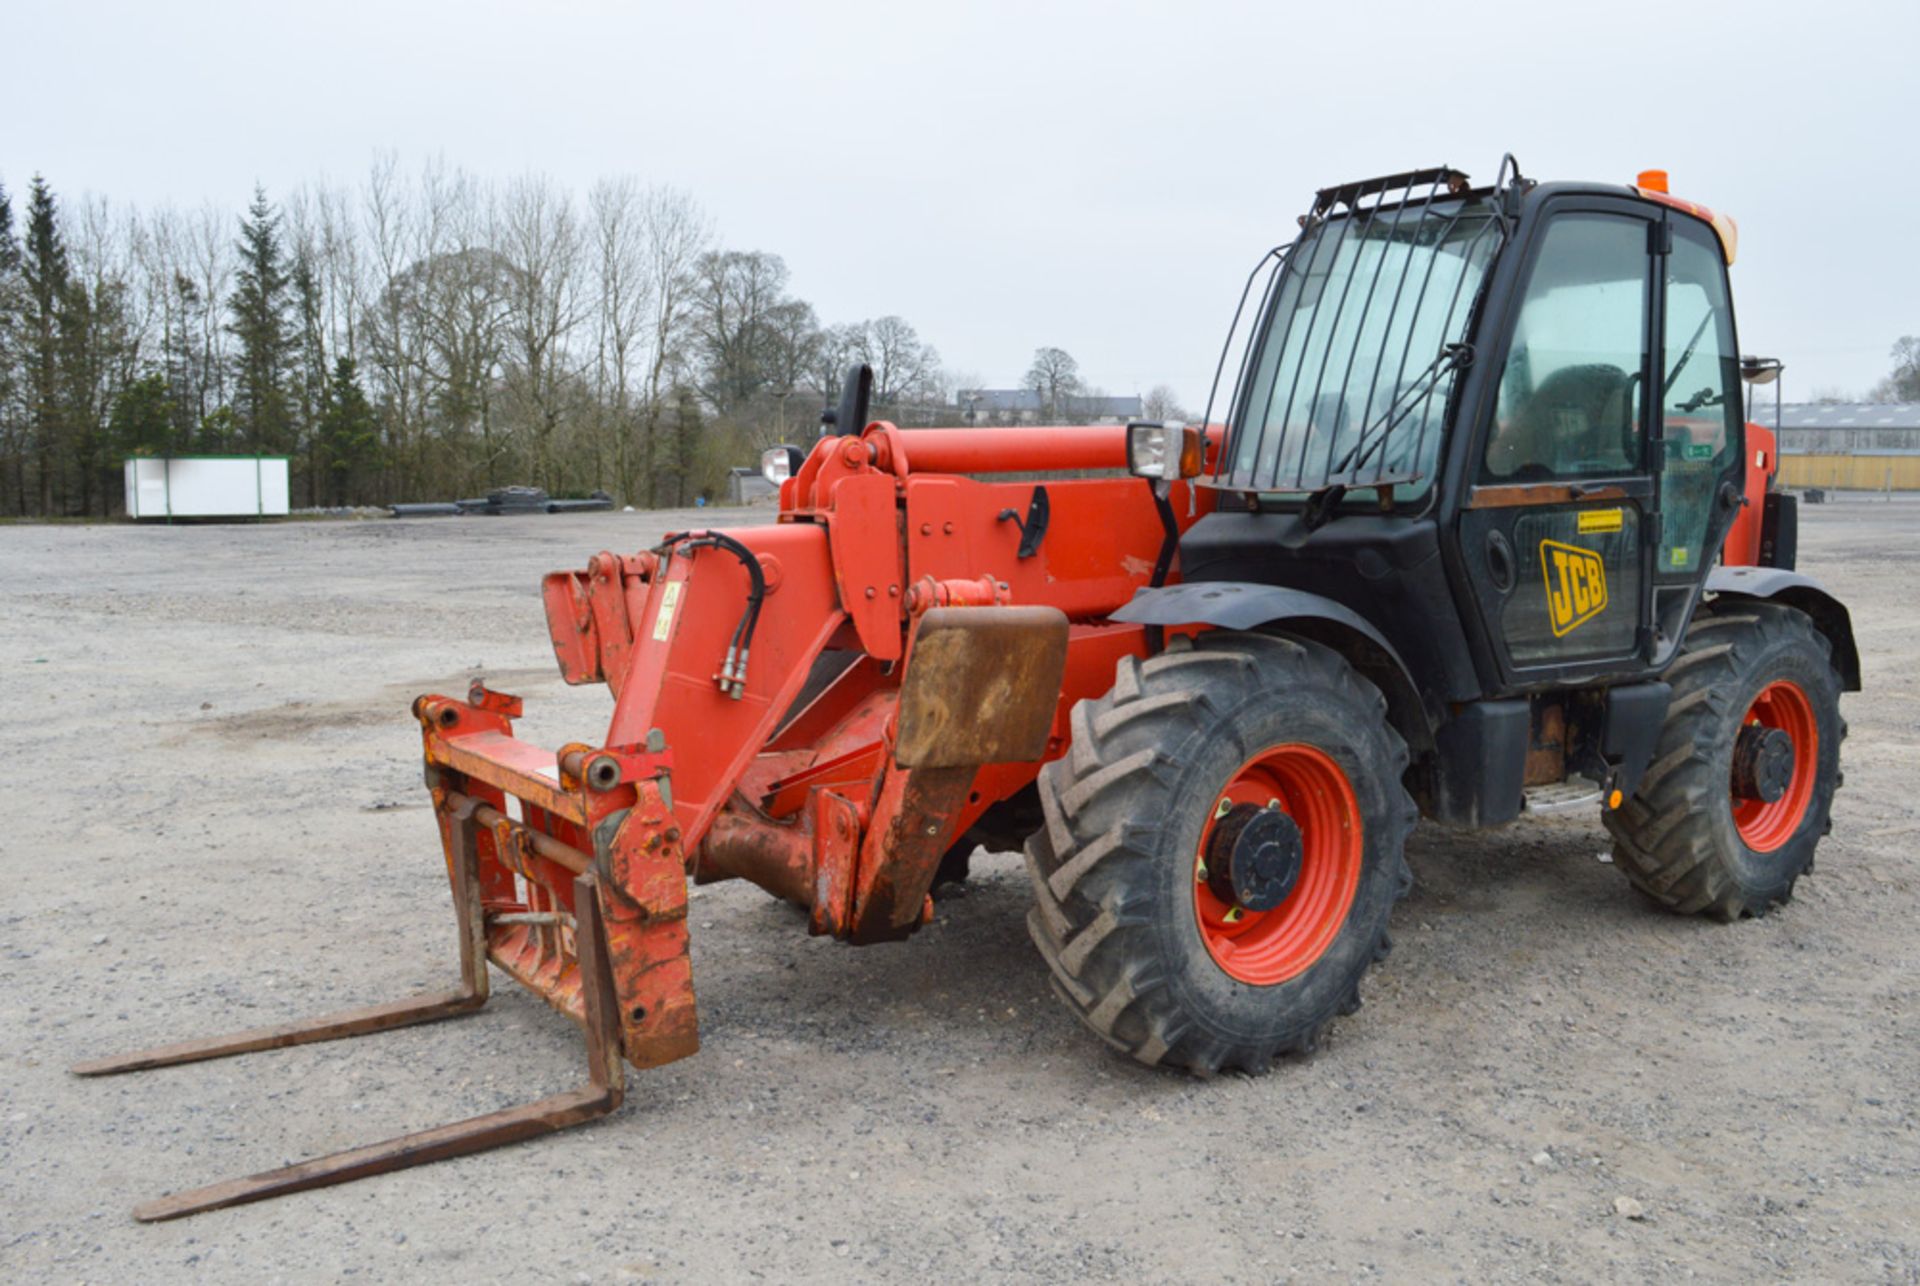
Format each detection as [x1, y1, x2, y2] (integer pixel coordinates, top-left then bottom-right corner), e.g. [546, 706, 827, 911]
[1126, 422, 1203, 481]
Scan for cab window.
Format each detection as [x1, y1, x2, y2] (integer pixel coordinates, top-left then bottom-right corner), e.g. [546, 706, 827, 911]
[1657, 222, 1741, 575]
[1484, 214, 1650, 480]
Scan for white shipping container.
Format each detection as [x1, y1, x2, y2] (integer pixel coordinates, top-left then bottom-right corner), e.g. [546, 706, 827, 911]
[123, 457, 291, 519]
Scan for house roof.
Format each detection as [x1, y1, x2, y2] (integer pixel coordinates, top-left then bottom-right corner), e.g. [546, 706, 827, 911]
[957, 389, 1146, 417]
[1766, 402, 1920, 430]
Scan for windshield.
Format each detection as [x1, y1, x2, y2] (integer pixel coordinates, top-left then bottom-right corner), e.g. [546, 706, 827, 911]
[1222, 194, 1504, 498]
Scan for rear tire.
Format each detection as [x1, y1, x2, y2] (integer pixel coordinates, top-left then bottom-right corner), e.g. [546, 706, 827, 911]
[1025, 632, 1416, 1075]
[1604, 601, 1846, 920]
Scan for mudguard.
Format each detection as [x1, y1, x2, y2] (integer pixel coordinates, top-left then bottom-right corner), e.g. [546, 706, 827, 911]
[1113, 582, 1433, 751]
[1704, 566, 1861, 691]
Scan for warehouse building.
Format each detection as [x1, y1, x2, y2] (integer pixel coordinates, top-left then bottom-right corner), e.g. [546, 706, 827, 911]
[1764, 402, 1920, 491]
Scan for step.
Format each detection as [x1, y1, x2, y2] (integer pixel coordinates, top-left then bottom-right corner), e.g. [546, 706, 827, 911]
[1523, 780, 1604, 815]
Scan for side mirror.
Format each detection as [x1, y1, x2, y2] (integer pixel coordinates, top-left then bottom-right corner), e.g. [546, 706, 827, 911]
[761, 444, 806, 487]
[822, 364, 873, 438]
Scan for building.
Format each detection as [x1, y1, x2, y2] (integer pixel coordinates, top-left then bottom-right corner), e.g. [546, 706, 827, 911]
[726, 466, 779, 505]
[956, 389, 1146, 425]
[1764, 402, 1920, 491]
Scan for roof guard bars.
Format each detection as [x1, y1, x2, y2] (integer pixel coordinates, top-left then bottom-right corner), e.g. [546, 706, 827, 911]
[1203, 162, 1508, 496]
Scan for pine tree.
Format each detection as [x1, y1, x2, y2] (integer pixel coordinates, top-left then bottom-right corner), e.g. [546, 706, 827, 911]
[110, 373, 174, 456]
[291, 251, 330, 503]
[227, 185, 293, 455]
[317, 357, 378, 505]
[22, 177, 69, 513]
[0, 180, 22, 513]
[669, 388, 704, 506]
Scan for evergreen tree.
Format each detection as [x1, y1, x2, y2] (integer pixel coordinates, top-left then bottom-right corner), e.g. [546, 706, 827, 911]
[317, 357, 378, 505]
[110, 372, 174, 456]
[668, 388, 704, 506]
[227, 185, 293, 454]
[0, 180, 22, 513]
[291, 251, 330, 502]
[22, 177, 69, 513]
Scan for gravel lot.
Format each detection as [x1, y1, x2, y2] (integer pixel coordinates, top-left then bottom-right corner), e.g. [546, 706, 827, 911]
[2, 497, 1915, 1283]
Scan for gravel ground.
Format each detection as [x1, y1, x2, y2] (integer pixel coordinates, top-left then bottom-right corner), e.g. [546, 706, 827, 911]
[2, 497, 1915, 1283]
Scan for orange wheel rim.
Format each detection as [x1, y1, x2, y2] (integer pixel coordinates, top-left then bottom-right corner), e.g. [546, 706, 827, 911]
[1731, 680, 1818, 853]
[1193, 744, 1364, 986]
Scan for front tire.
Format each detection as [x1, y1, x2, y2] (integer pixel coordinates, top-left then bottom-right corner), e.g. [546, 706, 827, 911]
[1025, 633, 1416, 1075]
[1604, 601, 1846, 919]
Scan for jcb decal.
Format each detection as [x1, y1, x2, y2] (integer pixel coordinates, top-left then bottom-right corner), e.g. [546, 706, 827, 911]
[1541, 539, 1607, 637]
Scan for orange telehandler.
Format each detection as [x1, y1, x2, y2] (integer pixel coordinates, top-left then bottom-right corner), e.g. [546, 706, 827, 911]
[78, 161, 1857, 1220]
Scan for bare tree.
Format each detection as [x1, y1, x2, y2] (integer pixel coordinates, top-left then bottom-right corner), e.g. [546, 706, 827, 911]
[635, 187, 709, 504]
[808, 321, 863, 408]
[1025, 345, 1081, 422]
[690, 249, 790, 419]
[362, 152, 430, 492]
[855, 314, 940, 411]
[1141, 383, 1190, 423]
[589, 176, 654, 501]
[1869, 337, 1920, 402]
[761, 298, 822, 444]
[498, 174, 584, 489]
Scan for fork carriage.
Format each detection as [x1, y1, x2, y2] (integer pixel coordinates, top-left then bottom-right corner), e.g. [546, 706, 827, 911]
[79, 421, 1200, 1219]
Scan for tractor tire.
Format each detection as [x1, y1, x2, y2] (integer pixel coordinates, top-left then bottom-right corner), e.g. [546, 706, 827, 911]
[1024, 632, 1416, 1075]
[1604, 601, 1846, 920]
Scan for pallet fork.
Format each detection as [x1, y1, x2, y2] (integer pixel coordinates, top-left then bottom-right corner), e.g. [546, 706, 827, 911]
[72, 801, 627, 1222]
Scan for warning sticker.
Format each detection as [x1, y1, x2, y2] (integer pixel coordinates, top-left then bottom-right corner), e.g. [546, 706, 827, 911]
[653, 581, 682, 641]
[1577, 508, 1624, 534]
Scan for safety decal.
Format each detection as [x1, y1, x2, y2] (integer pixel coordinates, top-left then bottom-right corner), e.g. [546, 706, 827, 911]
[653, 580, 682, 642]
[1577, 508, 1624, 534]
[1541, 539, 1607, 637]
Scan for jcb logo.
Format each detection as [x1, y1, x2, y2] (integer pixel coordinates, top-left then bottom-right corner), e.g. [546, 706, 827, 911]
[1541, 540, 1607, 637]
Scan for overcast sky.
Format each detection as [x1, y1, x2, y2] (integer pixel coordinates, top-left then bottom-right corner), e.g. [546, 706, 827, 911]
[10, 0, 1916, 406]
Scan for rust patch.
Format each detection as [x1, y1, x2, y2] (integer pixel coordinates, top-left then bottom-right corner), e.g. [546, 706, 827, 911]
[894, 606, 1069, 769]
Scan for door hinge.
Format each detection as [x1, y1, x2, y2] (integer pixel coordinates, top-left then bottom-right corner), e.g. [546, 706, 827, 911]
[1649, 221, 1672, 255]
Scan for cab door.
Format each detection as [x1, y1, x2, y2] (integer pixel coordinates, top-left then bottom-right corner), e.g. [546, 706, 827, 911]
[1456, 197, 1661, 686]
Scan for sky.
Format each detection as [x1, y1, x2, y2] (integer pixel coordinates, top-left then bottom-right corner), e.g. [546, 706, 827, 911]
[9, 0, 1917, 407]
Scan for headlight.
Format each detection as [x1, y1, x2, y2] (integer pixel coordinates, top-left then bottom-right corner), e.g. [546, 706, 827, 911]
[1126, 422, 1203, 481]
[761, 445, 804, 487]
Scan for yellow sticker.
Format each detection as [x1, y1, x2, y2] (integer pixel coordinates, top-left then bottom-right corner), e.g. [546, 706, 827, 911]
[1577, 508, 1624, 534]
[1670, 545, 1690, 568]
[652, 580, 682, 641]
[1541, 540, 1608, 637]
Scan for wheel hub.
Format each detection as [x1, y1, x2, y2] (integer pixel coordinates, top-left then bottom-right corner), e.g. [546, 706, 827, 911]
[1733, 723, 1795, 803]
[1204, 804, 1303, 912]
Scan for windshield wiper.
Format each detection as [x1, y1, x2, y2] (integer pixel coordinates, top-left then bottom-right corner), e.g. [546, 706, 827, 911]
[1282, 343, 1470, 537]
[1329, 342, 1471, 480]
[1663, 311, 1714, 396]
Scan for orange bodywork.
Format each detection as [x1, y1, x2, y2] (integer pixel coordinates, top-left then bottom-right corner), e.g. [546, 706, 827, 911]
[416, 421, 1218, 1069]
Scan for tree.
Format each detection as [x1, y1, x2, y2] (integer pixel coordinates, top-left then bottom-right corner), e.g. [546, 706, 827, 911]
[855, 315, 940, 410]
[290, 250, 331, 502]
[760, 299, 822, 443]
[317, 357, 379, 505]
[1025, 345, 1081, 422]
[690, 249, 790, 418]
[227, 186, 294, 453]
[498, 174, 583, 489]
[111, 372, 174, 455]
[22, 177, 69, 513]
[809, 321, 863, 409]
[1142, 383, 1191, 423]
[635, 187, 710, 506]
[1870, 336, 1920, 402]
[0, 179, 21, 512]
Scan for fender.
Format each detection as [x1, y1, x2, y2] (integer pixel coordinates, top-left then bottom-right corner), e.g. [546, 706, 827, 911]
[1113, 583, 1434, 753]
[1704, 566, 1861, 691]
